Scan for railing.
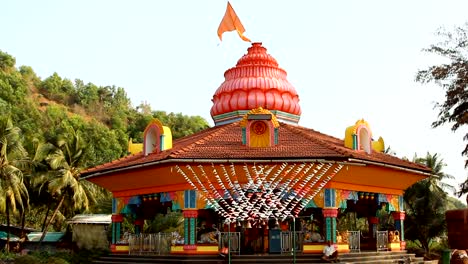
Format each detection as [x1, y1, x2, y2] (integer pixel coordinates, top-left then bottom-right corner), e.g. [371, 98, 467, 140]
[280, 231, 304, 254]
[347, 231, 360, 252]
[219, 232, 241, 255]
[128, 233, 172, 255]
[376, 231, 388, 251]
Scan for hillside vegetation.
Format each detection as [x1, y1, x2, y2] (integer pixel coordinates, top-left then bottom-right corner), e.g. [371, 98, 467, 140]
[0, 50, 209, 231]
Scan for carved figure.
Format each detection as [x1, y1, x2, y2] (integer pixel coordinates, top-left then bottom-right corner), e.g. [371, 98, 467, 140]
[171, 231, 184, 245]
[336, 230, 349, 243]
[304, 231, 322, 242]
[388, 230, 400, 243]
[199, 231, 219, 244]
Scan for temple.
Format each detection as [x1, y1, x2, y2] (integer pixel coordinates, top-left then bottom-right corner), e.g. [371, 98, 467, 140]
[81, 42, 430, 255]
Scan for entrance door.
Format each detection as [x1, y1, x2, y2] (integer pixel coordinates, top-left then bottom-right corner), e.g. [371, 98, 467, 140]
[243, 227, 266, 254]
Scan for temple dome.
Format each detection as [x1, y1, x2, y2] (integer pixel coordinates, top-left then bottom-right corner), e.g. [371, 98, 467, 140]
[211, 42, 301, 126]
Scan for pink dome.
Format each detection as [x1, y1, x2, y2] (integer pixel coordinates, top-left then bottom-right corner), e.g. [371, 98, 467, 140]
[211, 42, 301, 125]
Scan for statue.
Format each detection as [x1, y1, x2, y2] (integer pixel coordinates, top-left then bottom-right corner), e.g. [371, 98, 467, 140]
[198, 225, 220, 244]
[336, 230, 349, 243]
[304, 231, 322, 242]
[171, 231, 184, 245]
[199, 231, 219, 244]
[388, 230, 400, 243]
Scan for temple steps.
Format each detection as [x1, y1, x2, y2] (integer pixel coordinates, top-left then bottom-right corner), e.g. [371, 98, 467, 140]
[94, 251, 426, 264]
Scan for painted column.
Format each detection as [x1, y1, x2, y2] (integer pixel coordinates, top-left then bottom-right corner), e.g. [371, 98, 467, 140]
[323, 208, 338, 243]
[183, 210, 198, 250]
[183, 189, 198, 251]
[111, 214, 124, 244]
[134, 219, 144, 235]
[368, 216, 379, 238]
[392, 211, 406, 250]
[323, 188, 338, 243]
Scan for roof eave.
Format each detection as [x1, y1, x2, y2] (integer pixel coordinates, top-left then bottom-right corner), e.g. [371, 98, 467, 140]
[347, 158, 432, 176]
[81, 157, 355, 180]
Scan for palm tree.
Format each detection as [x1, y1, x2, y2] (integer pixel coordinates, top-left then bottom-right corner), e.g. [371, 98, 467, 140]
[0, 116, 29, 251]
[404, 152, 455, 255]
[26, 139, 57, 231]
[39, 125, 97, 242]
[413, 152, 456, 195]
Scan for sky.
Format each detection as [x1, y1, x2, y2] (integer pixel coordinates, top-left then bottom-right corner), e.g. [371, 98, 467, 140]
[2, 0, 468, 200]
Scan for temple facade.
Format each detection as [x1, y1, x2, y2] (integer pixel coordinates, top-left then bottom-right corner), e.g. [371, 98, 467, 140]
[81, 43, 430, 255]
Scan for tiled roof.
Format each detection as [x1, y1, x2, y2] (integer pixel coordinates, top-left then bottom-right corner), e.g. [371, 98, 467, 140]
[81, 122, 430, 177]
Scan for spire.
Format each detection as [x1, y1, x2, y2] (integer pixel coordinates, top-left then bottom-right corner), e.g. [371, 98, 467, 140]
[211, 42, 301, 126]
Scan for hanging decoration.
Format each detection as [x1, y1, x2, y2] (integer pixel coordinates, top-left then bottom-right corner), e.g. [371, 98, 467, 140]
[175, 162, 343, 223]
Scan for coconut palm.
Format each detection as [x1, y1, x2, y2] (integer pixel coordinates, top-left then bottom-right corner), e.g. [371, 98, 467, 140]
[0, 116, 29, 251]
[404, 152, 455, 255]
[39, 125, 97, 242]
[413, 152, 456, 195]
[26, 139, 57, 231]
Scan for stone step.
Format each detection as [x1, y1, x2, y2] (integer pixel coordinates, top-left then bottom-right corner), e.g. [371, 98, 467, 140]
[94, 252, 425, 264]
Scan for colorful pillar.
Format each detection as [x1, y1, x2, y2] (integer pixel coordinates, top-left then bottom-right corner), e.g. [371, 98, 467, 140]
[368, 216, 379, 238]
[111, 214, 124, 244]
[134, 219, 144, 235]
[392, 211, 406, 250]
[323, 188, 338, 243]
[183, 190, 198, 252]
[323, 208, 338, 243]
[183, 209, 198, 251]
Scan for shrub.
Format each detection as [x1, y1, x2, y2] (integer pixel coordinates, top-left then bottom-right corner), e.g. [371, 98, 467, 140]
[0, 250, 15, 261]
[46, 256, 69, 264]
[14, 254, 41, 264]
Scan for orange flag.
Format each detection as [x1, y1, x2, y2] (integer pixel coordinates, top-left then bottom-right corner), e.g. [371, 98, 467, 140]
[217, 2, 251, 42]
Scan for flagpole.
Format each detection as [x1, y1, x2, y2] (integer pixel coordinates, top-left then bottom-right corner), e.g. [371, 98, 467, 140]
[228, 221, 231, 264]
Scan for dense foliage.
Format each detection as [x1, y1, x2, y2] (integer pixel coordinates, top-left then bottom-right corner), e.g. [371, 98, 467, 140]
[404, 152, 458, 256]
[0, 50, 210, 237]
[415, 22, 468, 196]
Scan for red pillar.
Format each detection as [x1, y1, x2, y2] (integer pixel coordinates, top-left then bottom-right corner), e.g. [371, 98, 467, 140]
[183, 209, 199, 251]
[392, 211, 406, 250]
[368, 216, 379, 238]
[323, 208, 338, 243]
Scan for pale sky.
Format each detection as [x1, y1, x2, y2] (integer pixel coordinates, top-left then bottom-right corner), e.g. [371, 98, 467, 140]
[2, 0, 468, 200]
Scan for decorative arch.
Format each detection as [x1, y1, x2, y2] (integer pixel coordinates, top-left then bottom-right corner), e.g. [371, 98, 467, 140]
[344, 119, 382, 154]
[240, 107, 279, 147]
[356, 125, 371, 154]
[143, 119, 164, 155]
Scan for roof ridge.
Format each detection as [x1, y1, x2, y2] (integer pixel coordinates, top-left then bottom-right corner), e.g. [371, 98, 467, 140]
[169, 123, 237, 157]
[285, 124, 430, 171]
[283, 124, 350, 157]
[81, 152, 143, 174]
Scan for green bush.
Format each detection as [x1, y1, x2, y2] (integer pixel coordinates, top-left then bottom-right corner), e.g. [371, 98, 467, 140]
[14, 254, 41, 264]
[50, 251, 73, 263]
[47, 256, 69, 264]
[69, 248, 109, 264]
[0, 250, 15, 261]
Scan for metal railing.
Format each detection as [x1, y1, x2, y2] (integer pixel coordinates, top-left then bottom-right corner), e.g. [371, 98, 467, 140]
[280, 231, 304, 254]
[128, 233, 172, 255]
[219, 232, 241, 255]
[347, 231, 360, 252]
[376, 231, 388, 251]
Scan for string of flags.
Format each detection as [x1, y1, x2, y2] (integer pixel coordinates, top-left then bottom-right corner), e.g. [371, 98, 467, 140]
[175, 162, 343, 223]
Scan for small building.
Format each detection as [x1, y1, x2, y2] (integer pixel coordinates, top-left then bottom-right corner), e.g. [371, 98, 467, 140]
[66, 214, 111, 250]
[82, 43, 431, 255]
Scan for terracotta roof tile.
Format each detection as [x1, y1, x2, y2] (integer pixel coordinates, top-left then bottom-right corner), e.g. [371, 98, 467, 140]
[81, 122, 430, 177]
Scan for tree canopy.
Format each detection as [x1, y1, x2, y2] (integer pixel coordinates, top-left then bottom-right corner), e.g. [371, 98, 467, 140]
[404, 152, 453, 255]
[415, 22, 468, 196]
[0, 49, 211, 232]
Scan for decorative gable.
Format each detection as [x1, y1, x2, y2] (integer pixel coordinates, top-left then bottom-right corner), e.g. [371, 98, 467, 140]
[143, 119, 173, 155]
[240, 107, 279, 147]
[345, 119, 385, 154]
